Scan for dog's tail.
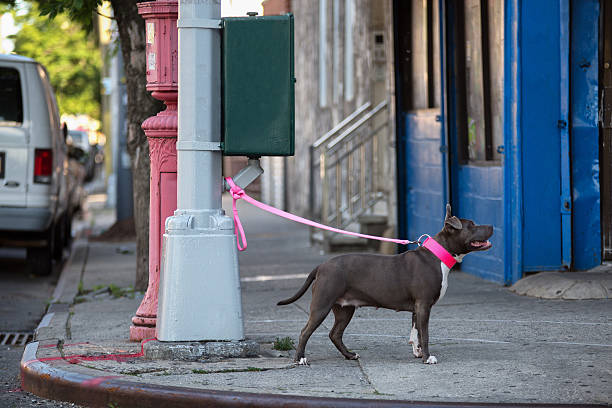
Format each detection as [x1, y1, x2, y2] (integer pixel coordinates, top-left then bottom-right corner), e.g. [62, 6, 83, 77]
[277, 268, 318, 306]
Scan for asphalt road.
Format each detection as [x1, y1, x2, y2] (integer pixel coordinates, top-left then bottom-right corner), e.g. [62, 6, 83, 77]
[0, 247, 82, 408]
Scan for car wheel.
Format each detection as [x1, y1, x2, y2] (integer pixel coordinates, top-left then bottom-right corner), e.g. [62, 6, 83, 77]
[64, 212, 73, 248]
[53, 215, 66, 260]
[27, 227, 54, 276]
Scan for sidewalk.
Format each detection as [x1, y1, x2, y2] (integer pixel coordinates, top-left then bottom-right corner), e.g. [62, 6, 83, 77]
[21, 195, 611, 407]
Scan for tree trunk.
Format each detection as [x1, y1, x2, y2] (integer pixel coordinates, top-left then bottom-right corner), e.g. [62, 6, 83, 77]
[110, 0, 163, 291]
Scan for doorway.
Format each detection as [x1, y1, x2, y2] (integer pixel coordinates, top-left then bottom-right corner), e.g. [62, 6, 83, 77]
[446, 0, 505, 282]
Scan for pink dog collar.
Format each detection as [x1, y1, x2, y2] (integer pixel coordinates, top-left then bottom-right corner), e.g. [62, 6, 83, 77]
[422, 237, 456, 269]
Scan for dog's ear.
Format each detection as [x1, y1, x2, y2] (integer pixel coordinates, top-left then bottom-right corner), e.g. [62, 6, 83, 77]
[444, 216, 463, 230]
[445, 216, 462, 230]
[444, 205, 462, 230]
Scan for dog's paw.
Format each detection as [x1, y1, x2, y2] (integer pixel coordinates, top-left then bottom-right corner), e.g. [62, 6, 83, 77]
[349, 353, 360, 360]
[424, 355, 438, 364]
[296, 357, 309, 366]
[412, 345, 422, 358]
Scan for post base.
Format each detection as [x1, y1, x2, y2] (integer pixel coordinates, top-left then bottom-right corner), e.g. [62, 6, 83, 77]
[143, 339, 259, 361]
[157, 210, 244, 341]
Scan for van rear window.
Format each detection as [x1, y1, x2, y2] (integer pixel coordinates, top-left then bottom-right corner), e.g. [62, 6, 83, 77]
[0, 67, 24, 126]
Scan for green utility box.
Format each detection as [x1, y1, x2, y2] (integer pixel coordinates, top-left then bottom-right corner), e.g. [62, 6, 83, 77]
[222, 14, 295, 157]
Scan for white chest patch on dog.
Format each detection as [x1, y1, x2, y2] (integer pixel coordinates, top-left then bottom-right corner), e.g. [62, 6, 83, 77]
[438, 262, 450, 302]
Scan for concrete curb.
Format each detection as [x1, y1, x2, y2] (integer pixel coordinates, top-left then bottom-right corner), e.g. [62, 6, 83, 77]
[143, 339, 260, 360]
[509, 269, 611, 299]
[35, 239, 88, 344]
[20, 341, 601, 408]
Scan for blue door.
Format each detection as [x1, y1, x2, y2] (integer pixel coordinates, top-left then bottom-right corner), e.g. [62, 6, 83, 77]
[446, 0, 504, 283]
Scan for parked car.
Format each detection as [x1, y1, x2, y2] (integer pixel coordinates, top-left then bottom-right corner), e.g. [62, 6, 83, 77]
[68, 129, 95, 182]
[0, 54, 82, 275]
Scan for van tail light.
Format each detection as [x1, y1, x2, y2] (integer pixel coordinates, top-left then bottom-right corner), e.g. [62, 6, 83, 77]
[34, 149, 52, 184]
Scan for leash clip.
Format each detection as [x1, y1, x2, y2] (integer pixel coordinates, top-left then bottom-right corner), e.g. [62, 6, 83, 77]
[417, 234, 430, 246]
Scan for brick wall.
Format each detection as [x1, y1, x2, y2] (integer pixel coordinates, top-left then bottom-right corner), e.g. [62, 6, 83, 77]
[262, 0, 291, 15]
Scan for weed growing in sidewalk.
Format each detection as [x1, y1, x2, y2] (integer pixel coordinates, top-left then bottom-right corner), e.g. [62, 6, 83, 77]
[74, 283, 136, 301]
[273, 337, 294, 351]
[109, 284, 135, 299]
[77, 281, 85, 295]
[74, 296, 88, 304]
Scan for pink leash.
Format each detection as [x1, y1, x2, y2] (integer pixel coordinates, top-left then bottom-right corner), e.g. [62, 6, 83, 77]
[225, 177, 419, 251]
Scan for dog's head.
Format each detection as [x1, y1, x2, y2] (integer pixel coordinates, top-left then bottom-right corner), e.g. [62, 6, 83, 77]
[439, 204, 493, 256]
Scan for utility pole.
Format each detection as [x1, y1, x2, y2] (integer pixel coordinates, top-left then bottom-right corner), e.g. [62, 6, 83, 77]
[156, 0, 244, 341]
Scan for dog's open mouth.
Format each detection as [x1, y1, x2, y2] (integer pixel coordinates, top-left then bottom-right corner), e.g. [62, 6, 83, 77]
[470, 240, 492, 250]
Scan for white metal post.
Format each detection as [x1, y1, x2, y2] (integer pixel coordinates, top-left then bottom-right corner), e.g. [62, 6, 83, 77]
[156, 0, 244, 341]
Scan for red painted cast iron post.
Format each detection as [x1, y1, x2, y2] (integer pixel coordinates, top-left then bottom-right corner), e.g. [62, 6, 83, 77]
[130, 0, 178, 341]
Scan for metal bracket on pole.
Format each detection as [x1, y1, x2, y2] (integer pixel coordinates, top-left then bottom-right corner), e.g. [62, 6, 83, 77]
[224, 158, 264, 191]
[177, 18, 222, 29]
[176, 141, 221, 151]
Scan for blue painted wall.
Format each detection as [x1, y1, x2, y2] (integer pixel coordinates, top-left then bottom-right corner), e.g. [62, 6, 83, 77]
[570, 0, 601, 269]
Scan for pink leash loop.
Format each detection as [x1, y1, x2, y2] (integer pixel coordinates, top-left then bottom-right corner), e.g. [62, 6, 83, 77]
[226, 177, 247, 251]
[225, 177, 414, 251]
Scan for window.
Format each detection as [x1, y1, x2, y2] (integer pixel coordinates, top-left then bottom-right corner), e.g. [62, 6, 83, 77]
[454, 0, 504, 163]
[0, 67, 23, 126]
[395, 0, 441, 111]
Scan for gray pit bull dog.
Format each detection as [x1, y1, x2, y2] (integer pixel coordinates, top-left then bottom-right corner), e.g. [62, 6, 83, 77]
[277, 204, 493, 365]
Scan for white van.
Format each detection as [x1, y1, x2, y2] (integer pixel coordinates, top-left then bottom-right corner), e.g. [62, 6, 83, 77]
[0, 54, 73, 275]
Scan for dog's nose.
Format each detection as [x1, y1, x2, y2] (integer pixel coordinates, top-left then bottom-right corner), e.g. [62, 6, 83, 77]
[486, 225, 493, 236]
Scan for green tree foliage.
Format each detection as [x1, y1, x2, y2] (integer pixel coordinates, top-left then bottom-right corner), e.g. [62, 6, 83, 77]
[36, 0, 101, 31]
[10, 3, 101, 119]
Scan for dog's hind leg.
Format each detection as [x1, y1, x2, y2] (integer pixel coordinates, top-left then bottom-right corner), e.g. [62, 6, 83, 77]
[329, 304, 358, 360]
[294, 301, 335, 364]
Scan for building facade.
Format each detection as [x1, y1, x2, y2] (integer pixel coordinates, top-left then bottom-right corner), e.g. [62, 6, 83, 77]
[261, 0, 611, 284]
[396, 0, 610, 284]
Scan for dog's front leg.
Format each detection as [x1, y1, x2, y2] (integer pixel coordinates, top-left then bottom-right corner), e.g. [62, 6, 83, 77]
[408, 312, 422, 358]
[416, 304, 437, 364]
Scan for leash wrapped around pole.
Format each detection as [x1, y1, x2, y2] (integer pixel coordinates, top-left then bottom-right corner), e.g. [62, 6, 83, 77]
[227, 178, 248, 251]
[225, 177, 420, 252]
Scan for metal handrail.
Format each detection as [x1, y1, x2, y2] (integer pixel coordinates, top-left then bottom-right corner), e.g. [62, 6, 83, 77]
[312, 102, 371, 149]
[325, 123, 388, 167]
[326, 100, 387, 150]
[309, 99, 390, 247]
